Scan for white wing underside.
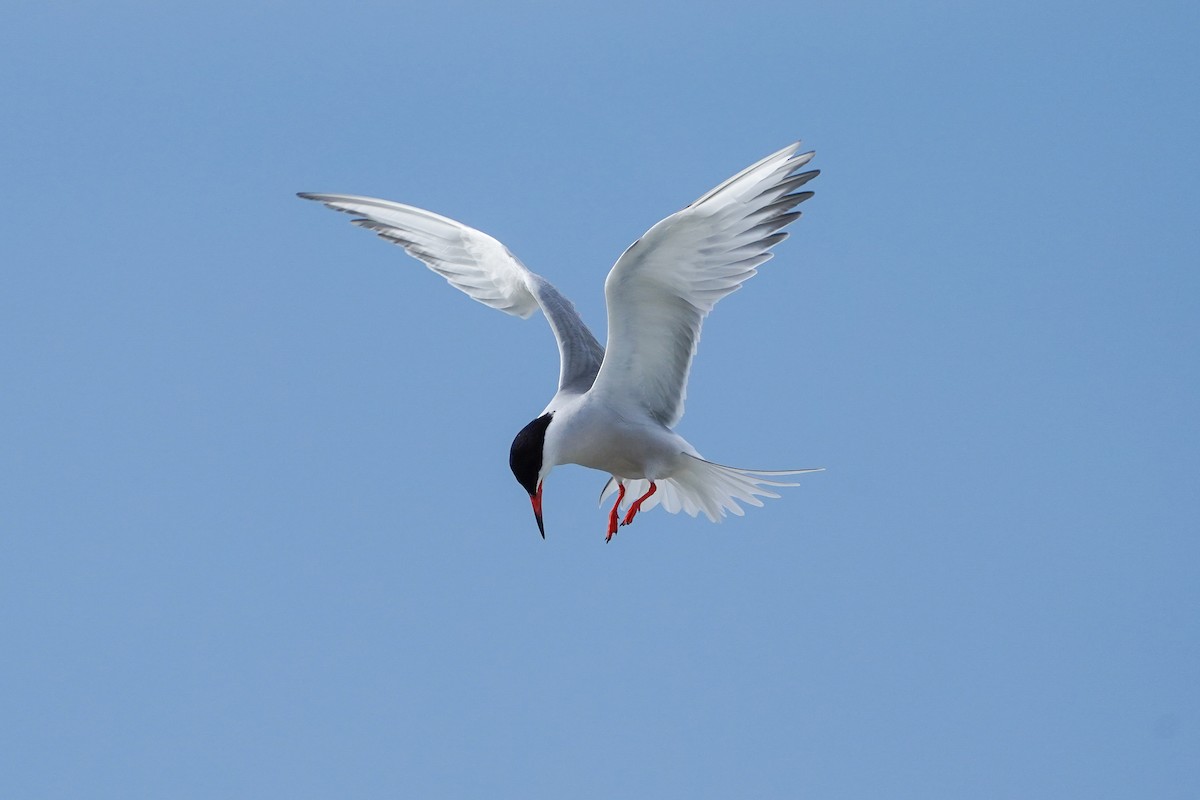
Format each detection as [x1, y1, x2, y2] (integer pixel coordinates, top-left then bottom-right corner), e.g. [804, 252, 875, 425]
[297, 193, 603, 395]
[590, 142, 818, 427]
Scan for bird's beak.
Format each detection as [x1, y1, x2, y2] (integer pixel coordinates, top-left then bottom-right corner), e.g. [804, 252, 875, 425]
[529, 480, 545, 538]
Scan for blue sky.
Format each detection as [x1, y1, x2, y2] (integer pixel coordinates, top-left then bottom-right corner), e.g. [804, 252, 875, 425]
[2, 2, 1197, 798]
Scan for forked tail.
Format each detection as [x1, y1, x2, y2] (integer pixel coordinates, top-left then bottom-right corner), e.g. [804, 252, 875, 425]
[599, 454, 822, 523]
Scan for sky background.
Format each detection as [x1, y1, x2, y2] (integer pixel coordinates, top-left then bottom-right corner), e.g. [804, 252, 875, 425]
[2, 2, 1198, 798]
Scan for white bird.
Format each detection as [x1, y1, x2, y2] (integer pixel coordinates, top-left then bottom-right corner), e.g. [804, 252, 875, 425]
[299, 142, 821, 540]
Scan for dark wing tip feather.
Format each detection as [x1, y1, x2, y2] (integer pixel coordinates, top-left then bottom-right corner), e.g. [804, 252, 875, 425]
[756, 193, 813, 220]
[757, 211, 802, 233]
[755, 231, 789, 250]
[768, 170, 820, 197]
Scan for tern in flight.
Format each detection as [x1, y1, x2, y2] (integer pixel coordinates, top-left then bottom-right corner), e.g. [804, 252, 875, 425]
[299, 141, 821, 540]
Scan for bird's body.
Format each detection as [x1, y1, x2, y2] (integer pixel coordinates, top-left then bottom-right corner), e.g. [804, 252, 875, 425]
[545, 392, 695, 481]
[300, 141, 821, 539]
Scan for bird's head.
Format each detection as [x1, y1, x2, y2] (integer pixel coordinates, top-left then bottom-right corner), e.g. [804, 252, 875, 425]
[509, 412, 554, 538]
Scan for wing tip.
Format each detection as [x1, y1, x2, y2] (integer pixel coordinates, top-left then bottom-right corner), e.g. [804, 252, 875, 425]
[778, 141, 815, 161]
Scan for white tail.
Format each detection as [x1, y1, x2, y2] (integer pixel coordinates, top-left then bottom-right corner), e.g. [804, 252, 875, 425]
[599, 455, 822, 523]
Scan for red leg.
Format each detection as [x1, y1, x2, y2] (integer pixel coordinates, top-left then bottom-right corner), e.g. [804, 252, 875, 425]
[621, 482, 657, 527]
[606, 482, 626, 542]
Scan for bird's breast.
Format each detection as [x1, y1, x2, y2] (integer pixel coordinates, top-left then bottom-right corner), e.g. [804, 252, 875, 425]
[546, 399, 687, 480]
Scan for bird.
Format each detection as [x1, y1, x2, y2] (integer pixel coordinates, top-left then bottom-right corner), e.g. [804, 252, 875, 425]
[299, 141, 821, 540]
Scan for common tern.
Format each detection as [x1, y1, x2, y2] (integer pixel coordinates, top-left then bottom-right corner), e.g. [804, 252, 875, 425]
[299, 141, 821, 540]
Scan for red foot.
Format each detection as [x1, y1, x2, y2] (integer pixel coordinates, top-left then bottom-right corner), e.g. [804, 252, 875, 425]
[621, 482, 657, 527]
[606, 482, 626, 542]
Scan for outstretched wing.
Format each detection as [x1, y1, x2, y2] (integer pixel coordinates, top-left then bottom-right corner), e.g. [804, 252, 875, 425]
[298, 193, 604, 395]
[588, 143, 817, 427]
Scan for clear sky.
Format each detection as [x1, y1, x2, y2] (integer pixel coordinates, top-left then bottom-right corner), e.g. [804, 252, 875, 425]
[2, 2, 1197, 798]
